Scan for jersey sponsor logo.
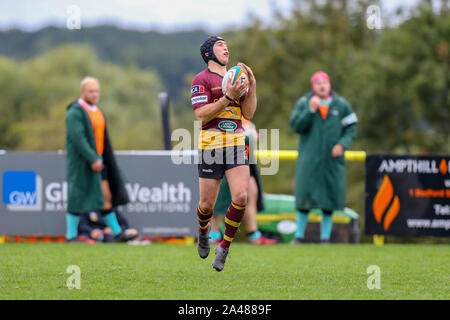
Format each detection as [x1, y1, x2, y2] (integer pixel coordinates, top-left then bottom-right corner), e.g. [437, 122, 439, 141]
[224, 107, 238, 116]
[191, 85, 205, 95]
[218, 120, 238, 132]
[191, 95, 208, 105]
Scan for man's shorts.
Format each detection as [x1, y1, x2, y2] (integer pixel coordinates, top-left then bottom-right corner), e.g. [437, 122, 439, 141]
[198, 146, 249, 179]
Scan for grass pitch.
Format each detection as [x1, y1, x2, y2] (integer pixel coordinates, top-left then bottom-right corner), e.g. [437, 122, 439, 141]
[0, 243, 448, 300]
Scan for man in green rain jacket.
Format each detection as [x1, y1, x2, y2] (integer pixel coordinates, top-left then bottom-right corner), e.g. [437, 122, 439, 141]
[65, 77, 130, 242]
[290, 71, 357, 244]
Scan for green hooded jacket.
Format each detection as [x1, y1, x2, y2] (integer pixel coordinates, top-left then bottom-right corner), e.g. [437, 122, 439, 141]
[290, 92, 357, 211]
[65, 100, 129, 213]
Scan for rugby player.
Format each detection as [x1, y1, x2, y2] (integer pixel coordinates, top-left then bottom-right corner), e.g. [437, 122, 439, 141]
[190, 36, 257, 271]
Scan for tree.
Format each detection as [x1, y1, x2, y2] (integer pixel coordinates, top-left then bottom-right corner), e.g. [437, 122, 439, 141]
[0, 45, 164, 150]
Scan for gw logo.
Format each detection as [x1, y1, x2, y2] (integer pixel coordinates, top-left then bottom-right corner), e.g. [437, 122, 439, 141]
[2, 171, 43, 211]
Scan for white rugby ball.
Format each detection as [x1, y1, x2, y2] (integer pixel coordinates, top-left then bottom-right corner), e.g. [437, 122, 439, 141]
[221, 66, 249, 99]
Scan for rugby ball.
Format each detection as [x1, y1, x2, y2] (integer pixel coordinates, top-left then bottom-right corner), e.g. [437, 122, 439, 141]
[221, 66, 249, 99]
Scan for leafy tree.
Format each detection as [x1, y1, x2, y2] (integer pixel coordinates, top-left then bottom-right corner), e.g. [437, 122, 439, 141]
[0, 45, 164, 150]
[0, 26, 208, 100]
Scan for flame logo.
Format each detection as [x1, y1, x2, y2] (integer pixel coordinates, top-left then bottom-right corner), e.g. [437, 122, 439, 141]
[439, 159, 448, 175]
[372, 175, 400, 231]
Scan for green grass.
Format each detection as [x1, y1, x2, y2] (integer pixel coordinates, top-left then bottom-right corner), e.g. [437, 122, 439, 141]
[0, 243, 448, 300]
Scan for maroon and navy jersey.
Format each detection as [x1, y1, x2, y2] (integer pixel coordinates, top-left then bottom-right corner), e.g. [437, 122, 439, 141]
[191, 68, 246, 150]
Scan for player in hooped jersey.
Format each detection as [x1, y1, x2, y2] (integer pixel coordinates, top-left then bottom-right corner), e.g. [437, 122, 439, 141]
[191, 36, 257, 271]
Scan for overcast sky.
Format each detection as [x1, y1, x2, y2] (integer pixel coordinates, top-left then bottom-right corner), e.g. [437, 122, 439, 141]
[0, 0, 422, 32]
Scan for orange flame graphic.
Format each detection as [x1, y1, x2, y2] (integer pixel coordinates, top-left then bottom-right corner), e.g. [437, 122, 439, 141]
[439, 159, 448, 175]
[384, 196, 400, 231]
[372, 175, 400, 231]
[373, 175, 394, 223]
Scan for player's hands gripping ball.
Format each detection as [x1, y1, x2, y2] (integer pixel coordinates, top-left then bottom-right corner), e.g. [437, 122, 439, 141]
[222, 65, 250, 100]
[237, 62, 256, 87]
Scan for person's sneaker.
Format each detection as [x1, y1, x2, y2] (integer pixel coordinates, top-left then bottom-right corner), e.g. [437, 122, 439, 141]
[66, 235, 96, 244]
[113, 231, 137, 242]
[290, 237, 304, 245]
[212, 245, 229, 272]
[197, 227, 211, 259]
[209, 231, 222, 244]
[249, 235, 277, 245]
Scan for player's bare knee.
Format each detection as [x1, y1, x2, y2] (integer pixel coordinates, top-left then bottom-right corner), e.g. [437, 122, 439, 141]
[232, 191, 247, 207]
[198, 201, 214, 213]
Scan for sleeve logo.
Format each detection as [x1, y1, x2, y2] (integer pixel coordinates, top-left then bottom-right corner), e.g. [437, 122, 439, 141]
[191, 85, 205, 96]
[191, 95, 208, 105]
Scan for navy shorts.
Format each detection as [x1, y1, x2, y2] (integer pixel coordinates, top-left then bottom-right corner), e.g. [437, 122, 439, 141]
[198, 146, 249, 179]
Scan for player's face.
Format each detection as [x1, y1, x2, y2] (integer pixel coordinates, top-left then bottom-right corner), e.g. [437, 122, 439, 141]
[81, 81, 100, 105]
[213, 40, 229, 65]
[313, 79, 331, 98]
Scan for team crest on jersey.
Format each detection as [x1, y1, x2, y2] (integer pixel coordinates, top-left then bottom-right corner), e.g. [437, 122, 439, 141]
[191, 85, 205, 95]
